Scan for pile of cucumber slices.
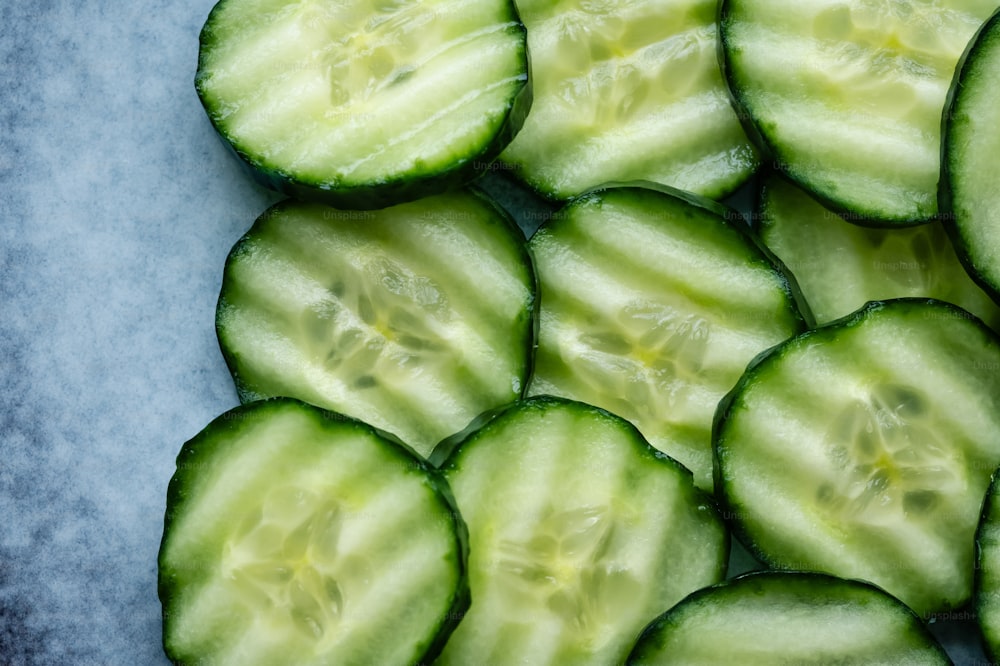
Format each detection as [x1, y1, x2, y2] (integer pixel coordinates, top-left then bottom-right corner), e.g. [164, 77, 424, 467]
[159, 0, 1000, 663]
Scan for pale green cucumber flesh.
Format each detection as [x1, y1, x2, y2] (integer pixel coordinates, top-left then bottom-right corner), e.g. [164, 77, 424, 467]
[758, 174, 1000, 329]
[215, 190, 535, 458]
[715, 298, 1000, 616]
[627, 572, 950, 665]
[721, 0, 998, 224]
[196, 0, 530, 208]
[499, 0, 757, 200]
[434, 396, 728, 666]
[527, 184, 808, 490]
[158, 398, 467, 665]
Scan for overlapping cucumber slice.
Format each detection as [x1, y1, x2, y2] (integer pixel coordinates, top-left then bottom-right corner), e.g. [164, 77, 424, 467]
[715, 298, 1000, 616]
[158, 398, 468, 665]
[720, 0, 998, 224]
[432, 396, 728, 665]
[215, 189, 535, 457]
[196, 0, 531, 208]
[758, 173, 1000, 328]
[527, 184, 809, 490]
[941, 7, 1000, 304]
[499, 0, 758, 200]
[976, 467, 1000, 662]
[627, 571, 951, 665]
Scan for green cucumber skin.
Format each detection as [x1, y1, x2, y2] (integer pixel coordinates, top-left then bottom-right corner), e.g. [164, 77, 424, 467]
[939, 8, 1000, 306]
[195, 1, 532, 211]
[214, 186, 538, 456]
[713, 298, 1000, 616]
[157, 398, 471, 666]
[627, 571, 952, 665]
[975, 466, 1000, 664]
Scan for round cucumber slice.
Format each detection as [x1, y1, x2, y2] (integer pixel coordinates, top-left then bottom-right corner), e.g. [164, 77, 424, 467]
[941, 7, 1000, 304]
[157, 398, 468, 665]
[715, 298, 1000, 616]
[627, 571, 951, 665]
[433, 396, 729, 666]
[527, 184, 809, 490]
[195, 0, 531, 209]
[500, 0, 758, 201]
[720, 0, 998, 224]
[215, 189, 536, 458]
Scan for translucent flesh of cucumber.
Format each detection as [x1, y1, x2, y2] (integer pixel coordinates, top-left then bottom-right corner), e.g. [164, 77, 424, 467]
[438, 399, 726, 665]
[724, 0, 998, 222]
[499, 0, 757, 199]
[216, 194, 533, 457]
[946, 16, 1000, 298]
[716, 302, 1000, 615]
[198, 0, 526, 186]
[630, 574, 948, 665]
[160, 403, 461, 665]
[528, 191, 804, 490]
[759, 176, 1000, 328]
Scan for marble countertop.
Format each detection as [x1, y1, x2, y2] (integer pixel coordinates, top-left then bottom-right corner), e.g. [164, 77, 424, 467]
[0, 1, 988, 664]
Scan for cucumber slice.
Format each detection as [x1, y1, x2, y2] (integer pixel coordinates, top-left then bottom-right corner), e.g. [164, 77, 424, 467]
[976, 467, 1000, 662]
[498, 0, 758, 201]
[715, 298, 1000, 616]
[720, 0, 997, 224]
[157, 398, 468, 665]
[941, 8, 1000, 304]
[432, 396, 728, 665]
[758, 174, 1000, 329]
[195, 0, 530, 209]
[215, 189, 536, 458]
[627, 571, 951, 665]
[527, 184, 809, 490]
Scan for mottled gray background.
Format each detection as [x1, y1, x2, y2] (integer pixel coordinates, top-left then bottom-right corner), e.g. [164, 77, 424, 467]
[0, 1, 988, 664]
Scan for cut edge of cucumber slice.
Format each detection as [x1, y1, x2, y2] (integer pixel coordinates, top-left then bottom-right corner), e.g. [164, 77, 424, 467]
[195, 0, 533, 211]
[939, 7, 1000, 306]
